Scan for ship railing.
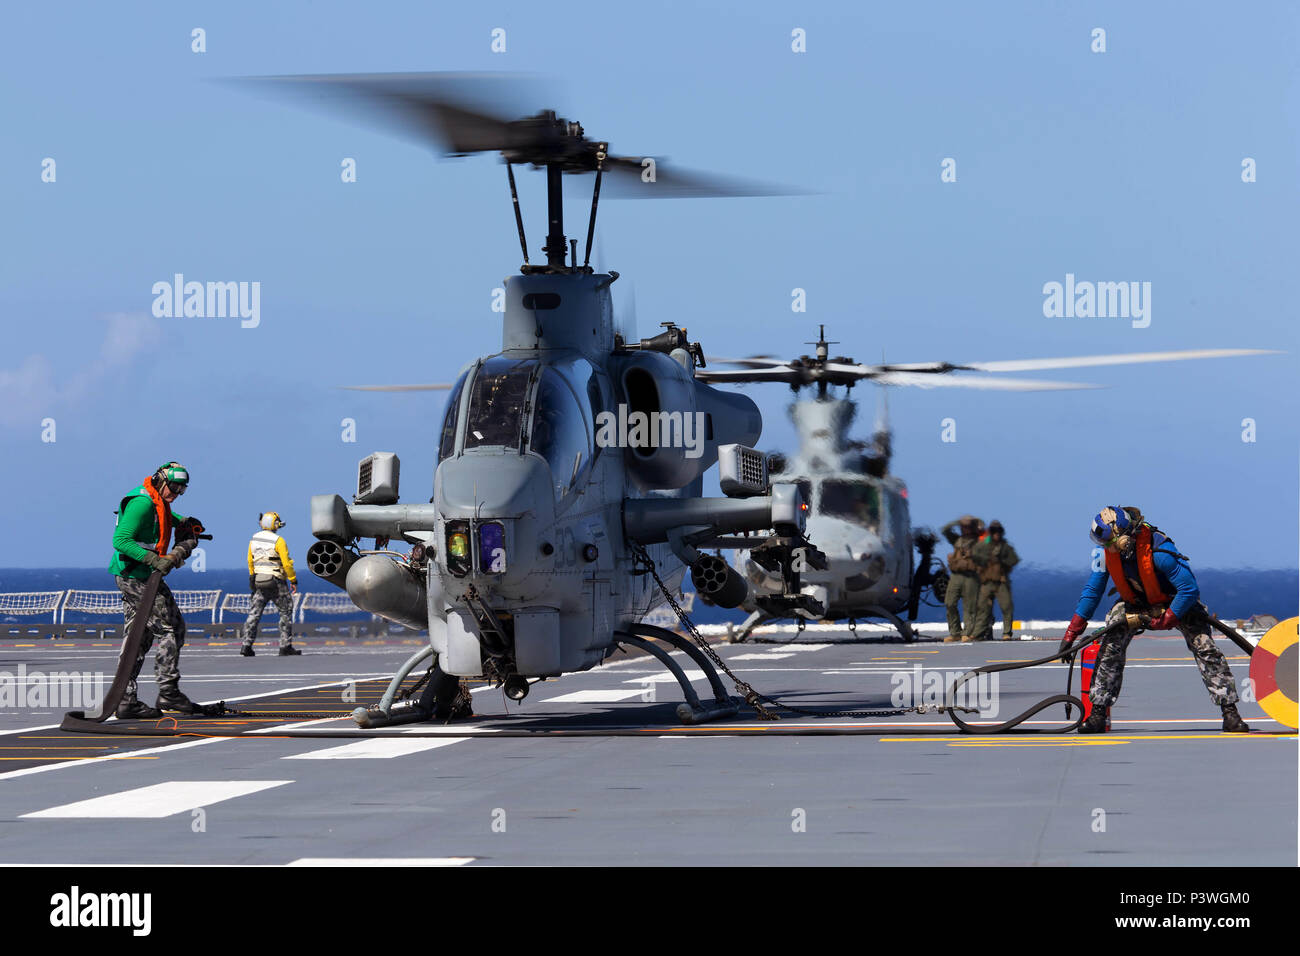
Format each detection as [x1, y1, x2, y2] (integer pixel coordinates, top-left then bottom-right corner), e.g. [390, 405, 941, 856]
[0, 591, 67, 624]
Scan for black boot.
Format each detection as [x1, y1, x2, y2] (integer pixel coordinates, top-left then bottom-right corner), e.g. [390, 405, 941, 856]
[1221, 703, 1250, 733]
[156, 687, 201, 714]
[116, 698, 162, 720]
[240, 644, 255, 657]
[278, 644, 301, 656]
[1078, 707, 1108, 734]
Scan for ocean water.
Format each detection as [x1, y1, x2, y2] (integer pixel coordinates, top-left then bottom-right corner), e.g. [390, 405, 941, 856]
[0, 566, 1294, 626]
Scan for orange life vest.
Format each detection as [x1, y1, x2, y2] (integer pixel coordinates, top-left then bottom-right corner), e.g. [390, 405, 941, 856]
[1104, 525, 1169, 606]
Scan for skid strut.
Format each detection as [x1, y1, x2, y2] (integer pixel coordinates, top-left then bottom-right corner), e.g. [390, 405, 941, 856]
[615, 631, 739, 724]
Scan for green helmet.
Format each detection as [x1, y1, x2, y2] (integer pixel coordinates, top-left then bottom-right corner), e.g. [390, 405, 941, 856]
[155, 461, 190, 488]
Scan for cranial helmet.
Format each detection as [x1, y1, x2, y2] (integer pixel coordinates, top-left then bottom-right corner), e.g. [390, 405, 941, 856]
[259, 511, 285, 532]
[153, 461, 189, 493]
[1091, 506, 1142, 553]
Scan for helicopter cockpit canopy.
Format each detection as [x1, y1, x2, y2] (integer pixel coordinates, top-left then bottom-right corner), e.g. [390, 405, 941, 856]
[818, 479, 881, 530]
[439, 355, 600, 504]
[465, 357, 534, 451]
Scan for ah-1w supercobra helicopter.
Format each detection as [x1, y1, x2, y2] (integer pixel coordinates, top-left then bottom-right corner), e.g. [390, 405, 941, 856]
[249, 74, 820, 726]
[698, 328, 1276, 641]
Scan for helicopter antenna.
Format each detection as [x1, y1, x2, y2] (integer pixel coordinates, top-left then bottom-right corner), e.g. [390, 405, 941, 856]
[582, 146, 606, 269]
[505, 163, 529, 266]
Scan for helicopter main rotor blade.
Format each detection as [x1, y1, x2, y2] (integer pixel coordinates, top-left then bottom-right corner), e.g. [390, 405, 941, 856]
[595, 155, 805, 199]
[822, 347, 1281, 381]
[341, 384, 455, 392]
[961, 347, 1282, 373]
[230, 72, 547, 156]
[231, 73, 806, 196]
[868, 372, 1098, 391]
[694, 366, 803, 384]
[706, 355, 788, 368]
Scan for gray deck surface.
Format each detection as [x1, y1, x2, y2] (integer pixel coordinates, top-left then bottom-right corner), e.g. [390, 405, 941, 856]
[0, 632, 1293, 866]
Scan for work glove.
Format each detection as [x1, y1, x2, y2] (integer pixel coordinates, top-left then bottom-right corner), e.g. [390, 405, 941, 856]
[1147, 608, 1178, 631]
[143, 552, 173, 575]
[1058, 613, 1088, 656]
[164, 540, 194, 571]
[175, 516, 205, 545]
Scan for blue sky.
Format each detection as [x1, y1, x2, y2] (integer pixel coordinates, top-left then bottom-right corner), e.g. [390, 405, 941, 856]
[2, 1, 1296, 571]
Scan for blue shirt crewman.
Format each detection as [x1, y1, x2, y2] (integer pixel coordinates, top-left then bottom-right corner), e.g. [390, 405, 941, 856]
[1060, 506, 1248, 734]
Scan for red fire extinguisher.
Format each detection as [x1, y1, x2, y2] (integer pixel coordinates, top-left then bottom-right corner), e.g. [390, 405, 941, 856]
[1078, 641, 1111, 731]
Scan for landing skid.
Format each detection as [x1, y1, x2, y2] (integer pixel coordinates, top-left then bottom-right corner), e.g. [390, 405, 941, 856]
[615, 623, 739, 724]
[726, 610, 768, 643]
[728, 605, 916, 643]
[861, 605, 916, 643]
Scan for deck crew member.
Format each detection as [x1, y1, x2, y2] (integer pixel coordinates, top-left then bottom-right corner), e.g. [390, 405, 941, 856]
[242, 511, 301, 656]
[1060, 506, 1248, 734]
[972, 520, 1019, 640]
[108, 461, 204, 717]
[941, 515, 983, 643]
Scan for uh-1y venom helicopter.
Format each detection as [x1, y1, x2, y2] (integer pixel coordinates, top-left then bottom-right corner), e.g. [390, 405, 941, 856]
[698, 326, 1277, 642]
[249, 74, 820, 726]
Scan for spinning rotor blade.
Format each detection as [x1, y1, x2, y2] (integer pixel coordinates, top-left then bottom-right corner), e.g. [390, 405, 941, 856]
[593, 156, 804, 199]
[868, 372, 1097, 391]
[844, 347, 1281, 377]
[341, 383, 455, 392]
[960, 347, 1282, 374]
[707, 355, 788, 368]
[232, 72, 805, 196]
[230, 72, 537, 156]
[694, 366, 803, 384]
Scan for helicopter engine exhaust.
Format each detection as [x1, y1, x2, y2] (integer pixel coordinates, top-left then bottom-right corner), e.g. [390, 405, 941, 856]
[306, 540, 357, 590]
[345, 554, 429, 631]
[690, 553, 749, 609]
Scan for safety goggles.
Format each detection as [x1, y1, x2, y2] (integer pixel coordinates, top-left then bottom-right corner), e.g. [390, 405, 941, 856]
[166, 481, 187, 496]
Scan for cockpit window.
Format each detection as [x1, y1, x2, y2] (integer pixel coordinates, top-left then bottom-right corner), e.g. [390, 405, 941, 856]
[437, 370, 469, 462]
[819, 480, 880, 529]
[464, 358, 536, 451]
[529, 367, 592, 501]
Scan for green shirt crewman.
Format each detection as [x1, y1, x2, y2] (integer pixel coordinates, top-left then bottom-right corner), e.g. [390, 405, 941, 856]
[108, 461, 205, 718]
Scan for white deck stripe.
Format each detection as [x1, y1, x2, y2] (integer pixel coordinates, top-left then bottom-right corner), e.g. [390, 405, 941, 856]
[730, 653, 795, 661]
[22, 780, 293, 818]
[624, 670, 706, 684]
[544, 689, 644, 703]
[284, 738, 468, 759]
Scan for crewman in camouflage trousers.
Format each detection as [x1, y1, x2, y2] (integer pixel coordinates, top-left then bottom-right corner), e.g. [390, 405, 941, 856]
[242, 511, 300, 656]
[1059, 505, 1248, 734]
[972, 520, 1019, 640]
[108, 461, 206, 718]
[117, 573, 187, 712]
[942, 515, 983, 642]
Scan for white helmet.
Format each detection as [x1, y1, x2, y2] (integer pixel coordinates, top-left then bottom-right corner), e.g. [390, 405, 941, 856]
[259, 511, 285, 532]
